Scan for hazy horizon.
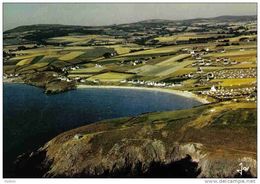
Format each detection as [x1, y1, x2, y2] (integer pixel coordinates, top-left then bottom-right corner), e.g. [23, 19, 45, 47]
[3, 3, 257, 31]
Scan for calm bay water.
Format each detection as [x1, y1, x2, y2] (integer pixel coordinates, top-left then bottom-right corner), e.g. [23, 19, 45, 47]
[3, 83, 201, 177]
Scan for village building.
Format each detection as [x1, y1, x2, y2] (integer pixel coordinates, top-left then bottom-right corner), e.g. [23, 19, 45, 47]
[74, 134, 83, 140]
[210, 85, 217, 92]
[197, 67, 203, 73]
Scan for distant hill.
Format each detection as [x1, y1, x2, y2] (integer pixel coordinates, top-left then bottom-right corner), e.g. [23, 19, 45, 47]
[130, 15, 256, 25]
[213, 15, 256, 21]
[4, 24, 90, 34]
[134, 19, 173, 24]
[5, 15, 256, 34]
[3, 15, 256, 45]
[4, 24, 104, 44]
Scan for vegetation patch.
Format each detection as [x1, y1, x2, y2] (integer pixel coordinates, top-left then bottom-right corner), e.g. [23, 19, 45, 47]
[59, 51, 85, 61]
[87, 72, 134, 82]
[16, 58, 34, 66]
[211, 78, 256, 87]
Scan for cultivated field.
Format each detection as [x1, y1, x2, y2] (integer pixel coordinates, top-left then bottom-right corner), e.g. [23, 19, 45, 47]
[3, 17, 257, 103]
[155, 33, 227, 43]
[59, 51, 85, 61]
[87, 72, 134, 82]
[156, 54, 190, 66]
[69, 67, 105, 74]
[211, 78, 256, 87]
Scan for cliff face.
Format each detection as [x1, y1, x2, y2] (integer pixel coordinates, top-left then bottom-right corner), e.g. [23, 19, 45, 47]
[14, 102, 257, 178]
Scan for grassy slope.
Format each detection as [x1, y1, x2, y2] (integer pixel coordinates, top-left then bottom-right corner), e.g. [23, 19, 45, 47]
[40, 101, 256, 177]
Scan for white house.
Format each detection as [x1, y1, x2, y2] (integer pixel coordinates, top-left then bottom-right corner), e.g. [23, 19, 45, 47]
[210, 85, 217, 92]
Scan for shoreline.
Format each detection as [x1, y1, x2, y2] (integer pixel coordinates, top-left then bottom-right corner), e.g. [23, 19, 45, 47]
[77, 84, 210, 104]
[3, 78, 24, 84]
[4, 81, 210, 104]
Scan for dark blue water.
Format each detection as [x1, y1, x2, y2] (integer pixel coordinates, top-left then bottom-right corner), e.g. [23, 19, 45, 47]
[3, 83, 201, 177]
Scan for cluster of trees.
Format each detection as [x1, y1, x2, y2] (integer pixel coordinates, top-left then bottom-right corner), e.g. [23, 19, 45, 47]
[176, 36, 226, 44]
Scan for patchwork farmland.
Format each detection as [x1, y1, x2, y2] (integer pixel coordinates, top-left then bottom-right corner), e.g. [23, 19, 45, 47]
[3, 15, 256, 102]
[3, 13, 258, 179]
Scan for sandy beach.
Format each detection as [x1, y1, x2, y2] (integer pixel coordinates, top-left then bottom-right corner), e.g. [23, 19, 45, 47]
[4, 81, 210, 104]
[77, 85, 210, 104]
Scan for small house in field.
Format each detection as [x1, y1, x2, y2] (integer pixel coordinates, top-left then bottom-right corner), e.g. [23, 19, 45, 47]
[103, 51, 117, 58]
[74, 133, 83, 140]
[223, 58, 230, 65]
[231, 61, 238, 65]
[188, 73, 194, 78]
[80, 79, 86, 83]
[210, 85, 217, 92]
[207, 72, 214, 79]
[190, 50, 195, 55]
[216, 57, 221, 62]
[197, 67, 203, 73]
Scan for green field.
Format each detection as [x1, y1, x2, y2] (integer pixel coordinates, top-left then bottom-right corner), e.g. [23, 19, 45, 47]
[18, 62, 50, 72]
[37, 56, 57, 63]
[16, 58, 34, 66]
[120, 42, 217, 57]
[67, 74, 93, 78]
[105, 44, 145, 55]
[87, 72, 134, 82]
[155, 33, 227, 43]
[47, 35, 124, 46]
[170, 66, 225, 77]
[211, 78, 256, 87]
[59, 51, 85, 61]
[156, 54, 190, 66]
[207, 49, 256, 58]
[228, 35, 257, 42]
[78, 47, 115, 60]
[47, 35, 98, 44]
[129, 58, 194, 77]
[121, 46, 179, 57]
[69, 67, 105, 74]
[227, 63, 256, 69]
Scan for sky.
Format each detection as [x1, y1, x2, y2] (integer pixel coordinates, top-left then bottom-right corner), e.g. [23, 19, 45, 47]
[3, 3, 257, 31]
